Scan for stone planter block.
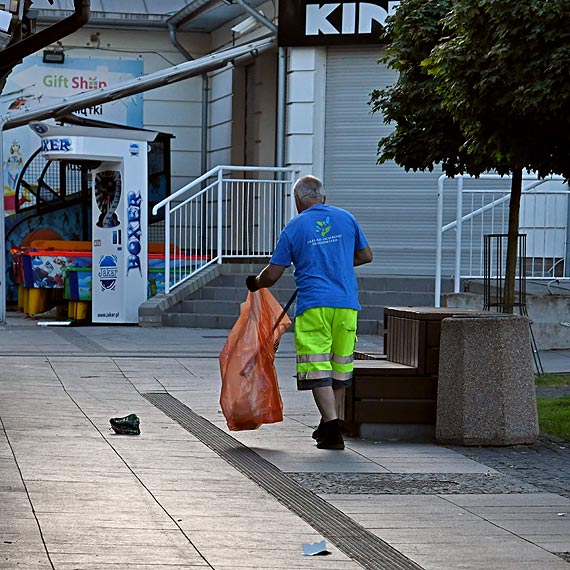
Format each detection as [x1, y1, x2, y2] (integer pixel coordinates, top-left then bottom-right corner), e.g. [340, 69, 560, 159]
[436, 314, 539, 446]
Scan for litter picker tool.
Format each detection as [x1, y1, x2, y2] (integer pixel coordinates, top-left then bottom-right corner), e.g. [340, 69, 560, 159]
[274, 289, 298, 332]
[240, 289, 297, 377]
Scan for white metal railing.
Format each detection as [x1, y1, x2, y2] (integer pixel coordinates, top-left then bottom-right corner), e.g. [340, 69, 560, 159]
[152, 165, 298, 293]
[435, 173, 569, 306]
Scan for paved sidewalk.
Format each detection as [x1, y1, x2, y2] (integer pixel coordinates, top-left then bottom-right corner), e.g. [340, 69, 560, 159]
[0, 313, 569, 570]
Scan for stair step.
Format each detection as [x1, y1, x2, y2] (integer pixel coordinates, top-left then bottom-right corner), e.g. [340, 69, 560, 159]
[176, 299, 241, 315]
[359, 291, 435, 306]
[358, 306, 389, 321]
[162, 312, 238, 329]
[357, 276, 453, 293]
[190, 286, 297, 303]
[356, 319, 381, 335]
[212, 273, 297, 289]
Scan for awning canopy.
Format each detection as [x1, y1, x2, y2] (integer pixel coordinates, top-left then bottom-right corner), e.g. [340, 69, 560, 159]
[32, 0, 190, 28]
[32, 0, 269, 31]
[167, 0, 269, 32]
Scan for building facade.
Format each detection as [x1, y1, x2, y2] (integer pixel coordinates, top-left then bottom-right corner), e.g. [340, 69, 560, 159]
[6, 0, 568, 283]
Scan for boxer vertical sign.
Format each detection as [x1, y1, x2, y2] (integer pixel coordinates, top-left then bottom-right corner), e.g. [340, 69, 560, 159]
[278, 1, 400, 46]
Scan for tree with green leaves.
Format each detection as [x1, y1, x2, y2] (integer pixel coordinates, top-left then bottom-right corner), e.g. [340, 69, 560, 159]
[371, 0, 570, 312]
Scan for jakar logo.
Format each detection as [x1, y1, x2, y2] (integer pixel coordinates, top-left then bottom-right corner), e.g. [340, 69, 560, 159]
[98, 254, 118, 291]
[315, 216, 331, 237]
[306, 2, 399, 36]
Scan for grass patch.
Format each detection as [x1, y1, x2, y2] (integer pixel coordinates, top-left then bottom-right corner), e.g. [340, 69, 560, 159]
[537, 396, 570, 441]
[535, 373, 570, 387]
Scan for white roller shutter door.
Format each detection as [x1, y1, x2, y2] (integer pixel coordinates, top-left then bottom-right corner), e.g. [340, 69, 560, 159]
[324, 46, 444, 276]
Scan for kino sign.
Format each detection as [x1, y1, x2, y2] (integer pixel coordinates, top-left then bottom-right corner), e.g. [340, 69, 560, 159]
[278, 1, 400, 46]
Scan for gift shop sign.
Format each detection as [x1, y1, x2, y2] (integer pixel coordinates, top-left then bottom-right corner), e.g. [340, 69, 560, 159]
[2, 55, 143, 125]
[278, 1, 400, 47]
[1, 55, 143, 216]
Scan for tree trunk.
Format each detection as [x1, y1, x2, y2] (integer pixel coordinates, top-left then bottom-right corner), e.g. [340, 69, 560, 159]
[503, 168, 523, 314]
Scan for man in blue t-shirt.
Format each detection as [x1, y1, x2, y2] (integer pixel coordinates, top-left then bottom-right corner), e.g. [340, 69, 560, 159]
[246, 175, 373, 450]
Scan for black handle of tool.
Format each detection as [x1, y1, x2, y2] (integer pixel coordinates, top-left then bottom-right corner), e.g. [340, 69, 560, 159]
[273, 290, 297, 331]
[240, 290, 298, 377]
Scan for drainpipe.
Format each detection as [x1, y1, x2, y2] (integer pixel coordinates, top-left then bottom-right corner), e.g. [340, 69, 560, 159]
[168, 23, 209, 176]
[0, 0, 90, 74]
[276, 47, 286, 168]
[233, 0, 285, 168]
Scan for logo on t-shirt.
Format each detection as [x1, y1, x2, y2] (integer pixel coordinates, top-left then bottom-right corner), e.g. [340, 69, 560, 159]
[315, 216, 331, 237]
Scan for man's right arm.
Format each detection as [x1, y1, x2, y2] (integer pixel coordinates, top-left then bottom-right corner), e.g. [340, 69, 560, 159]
[354, 245, 373, 267]
[257, 263, 286, 288]
[246, 263, 287, 292]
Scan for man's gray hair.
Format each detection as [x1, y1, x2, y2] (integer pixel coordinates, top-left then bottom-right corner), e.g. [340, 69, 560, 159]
[293, 175, 325, 201]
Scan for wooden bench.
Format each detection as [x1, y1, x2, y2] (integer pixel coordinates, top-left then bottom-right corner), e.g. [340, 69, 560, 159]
[343, 307, 481, 440]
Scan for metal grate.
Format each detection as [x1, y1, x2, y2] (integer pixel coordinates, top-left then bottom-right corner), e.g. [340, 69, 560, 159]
[483, 233, 543, 374]
[143, 392, 425, 570]
[483, 233, 527, 312]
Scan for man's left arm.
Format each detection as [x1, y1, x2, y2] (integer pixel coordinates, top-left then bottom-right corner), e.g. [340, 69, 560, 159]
[354, 245, 373, 267]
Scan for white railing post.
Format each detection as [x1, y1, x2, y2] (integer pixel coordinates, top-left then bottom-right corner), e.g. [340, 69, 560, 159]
[217, 168, 224, 264]
[455, 176, 464, 293]
[435, 175, 446, 307]
[164, 202, 171, 294]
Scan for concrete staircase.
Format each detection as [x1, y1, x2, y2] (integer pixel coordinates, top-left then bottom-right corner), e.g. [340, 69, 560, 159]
[159, 264, 449, 334]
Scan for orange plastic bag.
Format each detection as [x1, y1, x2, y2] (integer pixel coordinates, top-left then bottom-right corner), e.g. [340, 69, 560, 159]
[219, 289, 291, 431]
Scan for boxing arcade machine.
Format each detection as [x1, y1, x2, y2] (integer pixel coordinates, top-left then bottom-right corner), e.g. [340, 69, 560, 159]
[30, 121, 158, 324]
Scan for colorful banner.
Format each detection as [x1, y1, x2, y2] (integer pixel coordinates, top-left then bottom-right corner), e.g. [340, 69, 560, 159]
[1, 55, 144, 215]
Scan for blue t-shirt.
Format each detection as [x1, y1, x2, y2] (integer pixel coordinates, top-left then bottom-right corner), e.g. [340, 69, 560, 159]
[270, 204, 369, 316]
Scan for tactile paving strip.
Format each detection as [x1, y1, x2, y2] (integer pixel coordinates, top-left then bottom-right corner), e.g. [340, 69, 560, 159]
[144, 392, 425, 570]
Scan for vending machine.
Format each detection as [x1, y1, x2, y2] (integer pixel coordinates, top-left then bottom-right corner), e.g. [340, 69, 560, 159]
[31, 121, 157, 324]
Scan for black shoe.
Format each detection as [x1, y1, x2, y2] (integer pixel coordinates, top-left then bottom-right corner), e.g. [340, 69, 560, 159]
[316, 419, 344, 450]
[313, 418, 347, 441]
[312, 418, 324, 441]
[110, 413, 140, 434]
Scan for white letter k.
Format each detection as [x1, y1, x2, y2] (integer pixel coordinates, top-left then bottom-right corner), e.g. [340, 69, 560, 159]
[306, 4, 340, 35]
